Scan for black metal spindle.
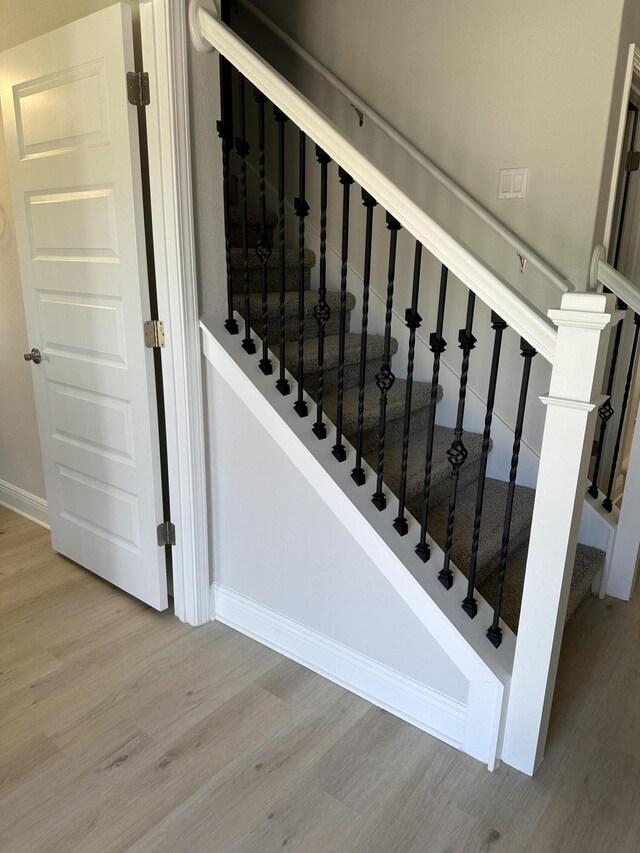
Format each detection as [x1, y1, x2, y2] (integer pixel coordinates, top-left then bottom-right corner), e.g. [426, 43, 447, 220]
[216, 52, 237, 335]
[235, 75, 255, 354]
[487, 339, 537, 648]
[331, 168, 354, 462]
[462, 312, 507, 618]
[588, 305, 627, 498]
[416, 266, 449, 562]
[351, 190, 378, 485]
[274, 107, 290, 395]
[254, 89, 272, 375]
[438, 291, 477, 589]
[312, 147, 331, 439]
[372, 214, 401, 510]
[602, 313, 640, 512]
[294, 131, 310, 416]
[393, 242, 423, 533]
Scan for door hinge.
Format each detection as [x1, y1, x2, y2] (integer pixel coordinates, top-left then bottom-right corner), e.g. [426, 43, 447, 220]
[127, 71, 150, 107]
[157, 521, 176, 547]
[144, 319, 165, 348]
[626, 150, 640, 173]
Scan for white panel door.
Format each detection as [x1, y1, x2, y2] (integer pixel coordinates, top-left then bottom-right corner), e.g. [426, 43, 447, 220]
[0, 3, 168, 609]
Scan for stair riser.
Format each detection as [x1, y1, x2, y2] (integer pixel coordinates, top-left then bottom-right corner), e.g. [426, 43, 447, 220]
[231, 265, 311, 294]
[240, 312, 352, 345]
[299, 358, 388, 396]
[229, 223, 274, 249]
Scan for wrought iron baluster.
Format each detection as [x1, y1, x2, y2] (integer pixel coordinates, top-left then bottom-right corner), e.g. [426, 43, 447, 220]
[487, 339, 537, 648]
[416, 266, 448, 562]
[372, 214, 402, 510]
[216, 51, 237, 335]
[253, 88, 272, 375]
[588, 302, 627, 498]
[331, 168, 354, 462]
[393, 242, 423, 533]
[312, 146, 331, 439]
[438, 291, 477, 589]
[462, 312, 507, 618]
[274, 107, 290, 395]
[351, 190, 378, 485]
[602, 313, 640, 512]
[235, 74, 255, 354]
[294, 131, 309, 416]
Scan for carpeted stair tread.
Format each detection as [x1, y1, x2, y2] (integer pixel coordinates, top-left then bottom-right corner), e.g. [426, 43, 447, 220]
[283, 333, 394, 380]
[230, 247, 316, 270]
[477, 542, 605, 634]
[325, 378, 436, 441]
[379, 426, 487, 517]
[427, 477, 536, 589]
[235, 290, 355, 343]
[229, 205, 278, 228]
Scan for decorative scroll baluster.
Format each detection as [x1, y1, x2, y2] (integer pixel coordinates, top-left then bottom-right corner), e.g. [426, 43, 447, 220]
[372, 214, 402, 510]
[294, 131, 310, 416]
[253, 88, 272, 375]
[351, 190, 378, 485]
[274, 107, 290, 395]
[588, 303, 627, 498]
[393, 242, 423, 533]
[331, 168, 354, 462]
[462, 312, 507, 618]
[487, 339, 537, 647]
[602, 312, 640, 512]
[235, 74, 255, 354]
[216, 52, 237, 335]
[312, 146, 331, 439]
[416, 266, 449, 562]
[438, 291, 477, 589]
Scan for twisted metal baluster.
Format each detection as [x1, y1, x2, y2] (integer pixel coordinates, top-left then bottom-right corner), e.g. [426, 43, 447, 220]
[254, 88, 272, 375]
[602, 313, 640, 512]
[331, 168, 354, 462]
[416, 266, 448, 562]
[312, 146, 331, 439]
[462, 312, 507, 618]
[274, 107, 290, 395]
[588, 302, 627, 498]
[294, 131, 310, 416]
[487, 339, 537, 648]
[372, 214, 401, 510]
[235, 75, 255, 354]
[216, 52, 237, 335]
[351, 190, 378, 485]
[438, 291, 476, 589]
[393, 241, 423, 533]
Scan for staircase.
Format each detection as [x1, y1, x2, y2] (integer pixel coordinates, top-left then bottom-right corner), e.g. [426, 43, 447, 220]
[227, 175, 605, 636]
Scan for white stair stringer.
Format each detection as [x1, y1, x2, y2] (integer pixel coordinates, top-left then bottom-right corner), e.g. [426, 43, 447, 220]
[201, 311, 514, 770]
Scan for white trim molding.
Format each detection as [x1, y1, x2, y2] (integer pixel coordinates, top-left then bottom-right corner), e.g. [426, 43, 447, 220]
[213, 583, 468, 751]
[0, 479, 49, 529]
[140, 0, 210, 625]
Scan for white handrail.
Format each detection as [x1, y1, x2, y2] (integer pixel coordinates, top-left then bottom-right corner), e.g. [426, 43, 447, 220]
[592, 245, 640, 314]
[195, 5, 557, 363]
[240, 0, 570, 301]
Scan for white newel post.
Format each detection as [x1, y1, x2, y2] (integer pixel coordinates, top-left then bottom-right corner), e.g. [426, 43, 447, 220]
[501, 292, 620, 775]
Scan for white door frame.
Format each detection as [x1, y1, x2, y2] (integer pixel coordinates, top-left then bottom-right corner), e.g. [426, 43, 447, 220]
[139, 0, 210, 625]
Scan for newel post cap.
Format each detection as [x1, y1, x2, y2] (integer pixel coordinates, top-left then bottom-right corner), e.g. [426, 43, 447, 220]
[548, 291, 619, 331]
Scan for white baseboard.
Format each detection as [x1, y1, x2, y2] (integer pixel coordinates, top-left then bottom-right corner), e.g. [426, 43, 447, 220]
[0, 479, 49, 529]
[212, 583, 467, 750]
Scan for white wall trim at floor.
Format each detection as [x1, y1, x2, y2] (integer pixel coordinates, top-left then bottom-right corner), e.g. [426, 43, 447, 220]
[213, 582, 468, 751]
[0, 479, 49, 529]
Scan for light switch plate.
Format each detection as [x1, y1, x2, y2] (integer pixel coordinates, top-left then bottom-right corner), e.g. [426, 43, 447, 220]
[498, 167, 528, 199]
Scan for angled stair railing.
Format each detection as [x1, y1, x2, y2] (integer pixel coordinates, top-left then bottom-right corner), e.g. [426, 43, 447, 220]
[191, 1, 620, 775]
[589, 248, 640, 600]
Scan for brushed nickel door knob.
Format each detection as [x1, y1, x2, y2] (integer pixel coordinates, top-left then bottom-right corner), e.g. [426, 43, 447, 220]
[24, 347, 41, 364]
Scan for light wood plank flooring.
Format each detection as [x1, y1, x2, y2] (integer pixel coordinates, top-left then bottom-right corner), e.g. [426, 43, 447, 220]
[1, 504, 640, 852]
